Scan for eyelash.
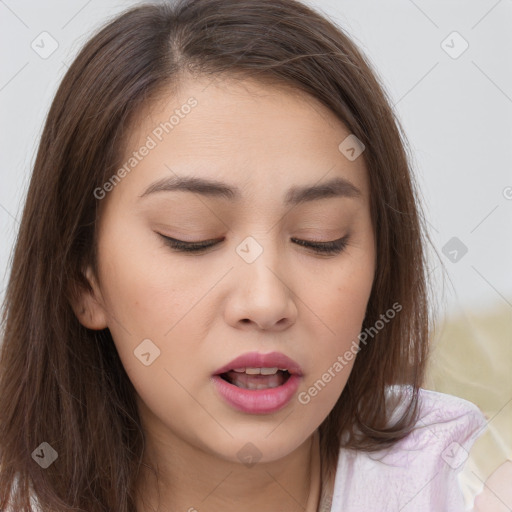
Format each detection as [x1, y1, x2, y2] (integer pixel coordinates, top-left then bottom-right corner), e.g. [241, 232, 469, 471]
[158, 234, 350, 256]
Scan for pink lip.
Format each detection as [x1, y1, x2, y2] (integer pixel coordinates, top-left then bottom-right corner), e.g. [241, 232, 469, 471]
[211, 351, 303, 415]
[213, 351, 303, 376]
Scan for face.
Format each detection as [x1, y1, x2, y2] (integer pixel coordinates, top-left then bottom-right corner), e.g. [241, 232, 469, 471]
[79, 75, 376, 465]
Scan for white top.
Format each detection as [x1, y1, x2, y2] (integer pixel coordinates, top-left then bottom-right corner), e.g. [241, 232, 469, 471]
[329, 387, 487, 511]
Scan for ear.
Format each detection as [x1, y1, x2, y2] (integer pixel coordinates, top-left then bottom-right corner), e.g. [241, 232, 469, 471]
[70, 266, 109, 330]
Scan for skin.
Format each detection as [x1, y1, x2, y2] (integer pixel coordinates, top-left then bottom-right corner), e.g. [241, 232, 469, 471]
[74, 74, 376, 511]
[472, 460, 512, 512]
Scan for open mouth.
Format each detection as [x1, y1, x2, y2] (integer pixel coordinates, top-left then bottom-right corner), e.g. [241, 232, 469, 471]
[220, 369, 291, 390]
[212, 358, 302, 414]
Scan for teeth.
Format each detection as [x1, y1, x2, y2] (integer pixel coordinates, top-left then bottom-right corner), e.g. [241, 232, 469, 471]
[231, 373, 284, 390]
[231, 367, 280, 375]
[224, 368, 291, 390]
[244, 377, 281, 390]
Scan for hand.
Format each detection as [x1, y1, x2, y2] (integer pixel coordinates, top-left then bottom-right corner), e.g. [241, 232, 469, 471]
[472, 460, 512, 512]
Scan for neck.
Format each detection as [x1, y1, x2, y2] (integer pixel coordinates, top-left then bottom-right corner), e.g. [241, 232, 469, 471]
[135, 429, 326, 512]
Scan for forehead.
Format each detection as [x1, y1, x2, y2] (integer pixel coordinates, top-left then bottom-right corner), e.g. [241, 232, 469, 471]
[116, 74, 370, 207]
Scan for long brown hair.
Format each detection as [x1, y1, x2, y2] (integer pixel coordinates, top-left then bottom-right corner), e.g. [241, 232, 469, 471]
[0, 0, 434, 510]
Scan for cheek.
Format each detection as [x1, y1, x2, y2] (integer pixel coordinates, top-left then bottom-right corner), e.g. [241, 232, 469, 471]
[296, 251, 374, 411]
[314, 253, 374, 345]
[302, 217, 375, 346]
[97, 229, 200, 333]
[94, 229, 214, 393]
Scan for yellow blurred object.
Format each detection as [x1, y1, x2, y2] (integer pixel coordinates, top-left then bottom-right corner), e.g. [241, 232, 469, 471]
[425, 301, 512, 509]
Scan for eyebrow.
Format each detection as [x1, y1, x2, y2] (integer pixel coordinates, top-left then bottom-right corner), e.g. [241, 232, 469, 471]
[139, 175, 362, 205]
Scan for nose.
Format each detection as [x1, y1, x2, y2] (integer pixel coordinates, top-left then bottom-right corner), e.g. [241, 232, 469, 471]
[223, 238, 298, 332]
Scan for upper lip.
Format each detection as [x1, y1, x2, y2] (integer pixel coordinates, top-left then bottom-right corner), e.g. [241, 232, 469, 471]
[213, 351, 303, 376]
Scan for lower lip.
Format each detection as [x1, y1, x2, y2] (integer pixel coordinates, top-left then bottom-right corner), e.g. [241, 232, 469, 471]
[211, 374, 301, 414]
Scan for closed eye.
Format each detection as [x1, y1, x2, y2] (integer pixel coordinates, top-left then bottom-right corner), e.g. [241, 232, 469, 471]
[158, 234, 350, 256]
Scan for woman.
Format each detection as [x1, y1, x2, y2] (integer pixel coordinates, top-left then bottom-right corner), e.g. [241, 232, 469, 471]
[0, 1, 486, 510]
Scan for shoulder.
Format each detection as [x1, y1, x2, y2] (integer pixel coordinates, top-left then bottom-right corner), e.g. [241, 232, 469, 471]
[385, 386, 487, 458]
[330, 386, 487, 512]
